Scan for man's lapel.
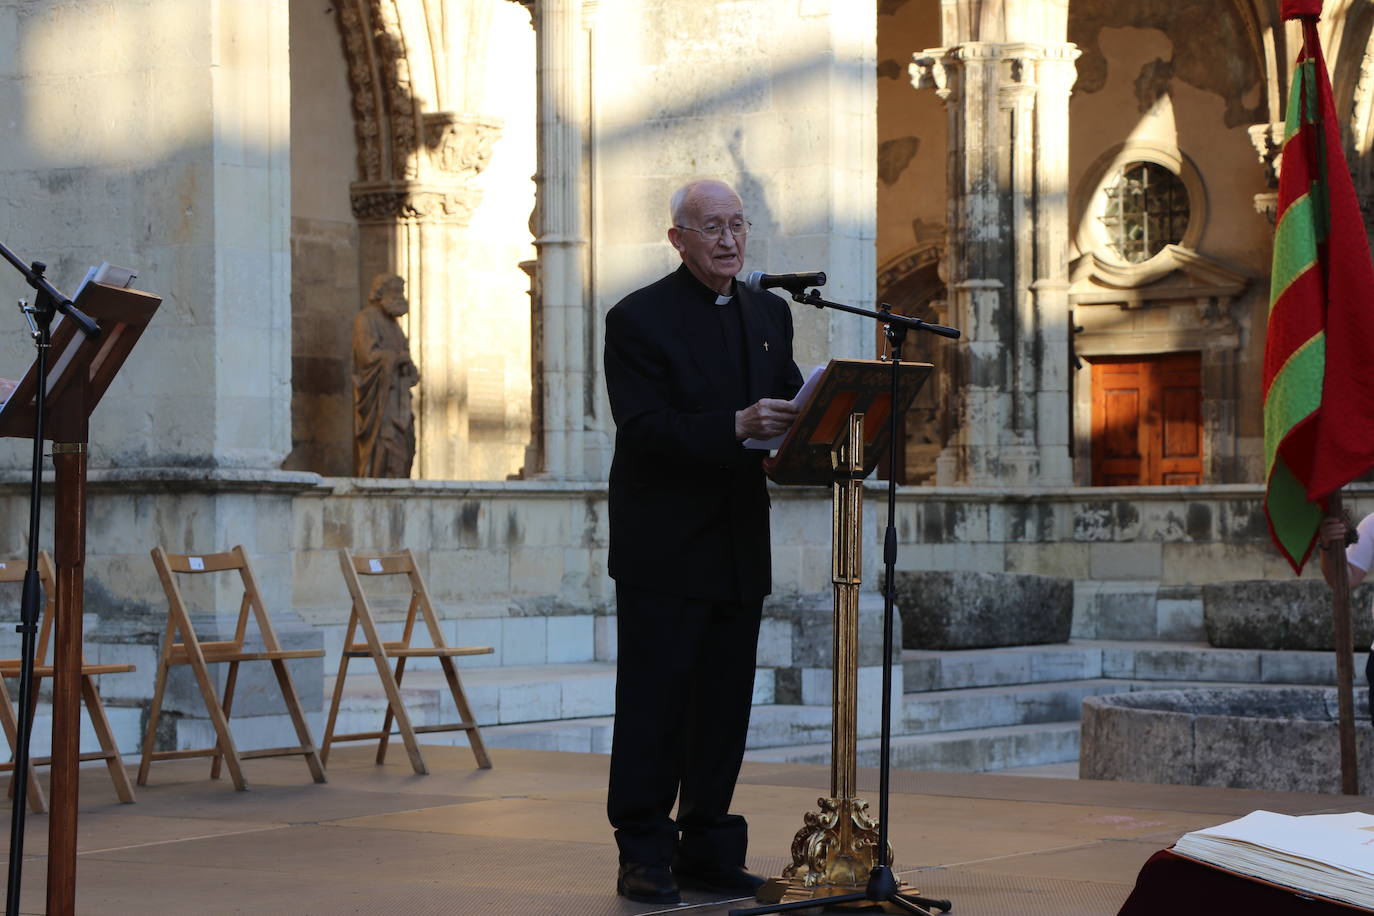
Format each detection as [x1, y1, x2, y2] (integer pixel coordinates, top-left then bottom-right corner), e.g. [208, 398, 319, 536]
[669, 271, 734, 406]
[738, 285, 774, 404]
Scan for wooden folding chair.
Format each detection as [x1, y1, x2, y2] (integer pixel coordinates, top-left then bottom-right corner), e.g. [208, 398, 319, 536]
[322, 548, 493, 775]
[0, 551, 136, 811]
[138, 546, 326, 790]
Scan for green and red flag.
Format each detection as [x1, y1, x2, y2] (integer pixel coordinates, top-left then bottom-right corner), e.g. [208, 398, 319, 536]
[1263, 0, 1374, 573]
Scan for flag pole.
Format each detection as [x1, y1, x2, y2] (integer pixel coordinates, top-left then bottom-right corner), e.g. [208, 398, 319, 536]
[1324, 491, 1360, 795]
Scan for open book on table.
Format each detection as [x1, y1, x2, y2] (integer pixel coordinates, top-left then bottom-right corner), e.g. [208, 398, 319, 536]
[1172, 810, 1374, 910]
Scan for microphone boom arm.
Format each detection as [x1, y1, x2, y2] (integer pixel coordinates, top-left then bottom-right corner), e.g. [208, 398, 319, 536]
[792, 288, 960, 339]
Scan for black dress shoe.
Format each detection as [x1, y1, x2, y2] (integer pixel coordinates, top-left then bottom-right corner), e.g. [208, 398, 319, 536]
[672, 860, 766, 896]
[617, 862, 681, 905]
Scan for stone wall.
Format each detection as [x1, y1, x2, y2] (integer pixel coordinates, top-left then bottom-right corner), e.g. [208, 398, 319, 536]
[1, 474, 1361, 754]
[0, 0, 293, 472]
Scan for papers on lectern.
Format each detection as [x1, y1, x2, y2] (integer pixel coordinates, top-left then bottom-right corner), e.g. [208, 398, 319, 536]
[743, 365, 825, 451]
[1, 262, 139, 409]
[1172, 810, 1374, 910]
[75, 262, 137, 298]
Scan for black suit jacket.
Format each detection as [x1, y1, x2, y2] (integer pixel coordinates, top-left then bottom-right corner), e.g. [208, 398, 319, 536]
[604, 265, 804, 601]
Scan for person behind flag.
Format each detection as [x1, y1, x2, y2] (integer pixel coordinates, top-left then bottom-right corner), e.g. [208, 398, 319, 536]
[1317, 516, 1374, 725]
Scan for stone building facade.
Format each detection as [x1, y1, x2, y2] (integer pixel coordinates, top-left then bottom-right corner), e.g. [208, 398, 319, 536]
[1, 0, 1371, 753]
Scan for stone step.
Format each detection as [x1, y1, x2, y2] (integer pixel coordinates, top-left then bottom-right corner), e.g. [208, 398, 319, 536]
[744, 721, 1082, 773]
[902, 640, 1362, 692]
[902, 678, 1125, 734]
[324, 662, 619, 734]
[324, 661, 773, 735]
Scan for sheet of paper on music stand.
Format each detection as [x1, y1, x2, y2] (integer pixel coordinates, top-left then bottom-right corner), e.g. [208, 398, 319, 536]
[743, 365, 825, 451]
[74, 262, 137, 298]
[9, 263, 139, 401]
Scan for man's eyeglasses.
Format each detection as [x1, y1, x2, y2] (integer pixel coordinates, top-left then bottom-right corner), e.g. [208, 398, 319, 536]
[675, 219, 751, 242]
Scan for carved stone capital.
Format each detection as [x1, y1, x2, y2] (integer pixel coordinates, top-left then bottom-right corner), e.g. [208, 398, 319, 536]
[1248, 121, 1285, 189]
[911, 50, 956, 102]
[350, 180, 483, 225]
[423, 112, 504, 179]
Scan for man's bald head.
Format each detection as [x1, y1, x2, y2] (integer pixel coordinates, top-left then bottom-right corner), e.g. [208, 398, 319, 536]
[667, 179, 747, 294]
[669, 179, 741, 226]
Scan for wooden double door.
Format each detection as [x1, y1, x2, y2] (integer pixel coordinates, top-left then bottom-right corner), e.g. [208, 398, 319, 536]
[1091, 353, 1203, 486]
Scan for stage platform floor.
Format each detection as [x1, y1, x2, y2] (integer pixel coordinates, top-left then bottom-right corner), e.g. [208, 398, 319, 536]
[0, 745, 1362, 914]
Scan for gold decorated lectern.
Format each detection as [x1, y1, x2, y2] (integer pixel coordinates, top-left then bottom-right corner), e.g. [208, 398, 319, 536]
[758, 358, 931, 907]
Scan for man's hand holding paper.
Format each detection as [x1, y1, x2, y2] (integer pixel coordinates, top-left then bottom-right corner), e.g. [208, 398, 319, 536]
[740, 364, 824, 450]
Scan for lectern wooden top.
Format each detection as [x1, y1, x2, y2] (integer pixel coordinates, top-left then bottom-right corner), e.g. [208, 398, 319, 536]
[763, 358, 932, 486]
[0, 281, 161, 441]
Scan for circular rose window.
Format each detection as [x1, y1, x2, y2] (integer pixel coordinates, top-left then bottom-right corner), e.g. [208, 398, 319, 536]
[1099, 161, 1190, 264]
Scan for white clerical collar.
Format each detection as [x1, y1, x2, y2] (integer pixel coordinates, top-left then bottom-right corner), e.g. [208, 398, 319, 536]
[714, 293, 734, 306]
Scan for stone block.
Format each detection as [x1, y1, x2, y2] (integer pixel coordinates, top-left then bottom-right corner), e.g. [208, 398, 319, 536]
[1130, 648, 1260, 682]
[755, 617, 792, 668]
[936, 652, 1031, 690]
[594, 615, 618, 662]
[800, 668, 830, 707]
[547, 615, 595, 664]
[1100, 647, 1137, 679]
[752, 667, 775, 705]
[1029, 646, 1103, 681]
[1004, 542, 1091, 579]
[1092, 586, 1158, 641]
[1089, 542, 1162, 580]
[1156, 597, 1205, 641]
[498, 681, 559, 724]
[901, 655, 938, 692]
[762, 591, 900, 668]
[892, 570, 1071, 650]
[453, 617, 502, 668]
[501, 617, 547, 666]
[1258, 650, 1339, 685]
[1203, 579, 1374, 650]
[561, 676, 615, 719]
[1079, 694, 1195, 784]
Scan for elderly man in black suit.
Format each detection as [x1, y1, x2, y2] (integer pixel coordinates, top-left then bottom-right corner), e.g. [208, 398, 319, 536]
[603, 178, 804, 904]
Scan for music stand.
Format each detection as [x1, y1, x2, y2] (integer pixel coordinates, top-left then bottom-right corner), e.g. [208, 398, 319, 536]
[0, 279, 161, 914]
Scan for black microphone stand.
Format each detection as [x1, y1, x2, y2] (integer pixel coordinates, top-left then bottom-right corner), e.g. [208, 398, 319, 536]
[0, 242, 99, 916]
[731, 289, 958, 916]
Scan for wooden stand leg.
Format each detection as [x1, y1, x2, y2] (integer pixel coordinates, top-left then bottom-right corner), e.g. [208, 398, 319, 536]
[47, 442, 87, 916]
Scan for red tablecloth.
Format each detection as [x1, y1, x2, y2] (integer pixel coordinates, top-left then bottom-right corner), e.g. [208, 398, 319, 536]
[1118, 849, 1373, 915]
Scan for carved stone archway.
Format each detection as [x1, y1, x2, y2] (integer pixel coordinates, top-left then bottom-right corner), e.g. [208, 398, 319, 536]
[334, 0, 504, 479]
[877, 243, 948, 484]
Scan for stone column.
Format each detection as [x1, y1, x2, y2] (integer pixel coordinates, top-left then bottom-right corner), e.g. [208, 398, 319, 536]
[527, 0, 592, 480]
[913, 7, 1078, 487]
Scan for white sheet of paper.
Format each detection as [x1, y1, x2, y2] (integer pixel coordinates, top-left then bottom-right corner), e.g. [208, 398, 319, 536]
[743, 364, 825, 451]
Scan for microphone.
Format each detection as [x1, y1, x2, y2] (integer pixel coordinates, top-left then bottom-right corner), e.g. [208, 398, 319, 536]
[744, 270, 826, 294]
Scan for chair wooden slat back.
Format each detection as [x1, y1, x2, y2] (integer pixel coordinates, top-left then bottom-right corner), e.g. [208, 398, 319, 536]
[0, 551, 136, 811]
[138, 545, 327, 790]
[322, 548, 492, 775]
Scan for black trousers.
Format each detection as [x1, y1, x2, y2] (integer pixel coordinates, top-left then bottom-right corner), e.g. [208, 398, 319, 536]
[607, 582, 764, 868]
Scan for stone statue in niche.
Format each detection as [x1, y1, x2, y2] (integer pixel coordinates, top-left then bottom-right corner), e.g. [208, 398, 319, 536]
[353, 273, 420, 477]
